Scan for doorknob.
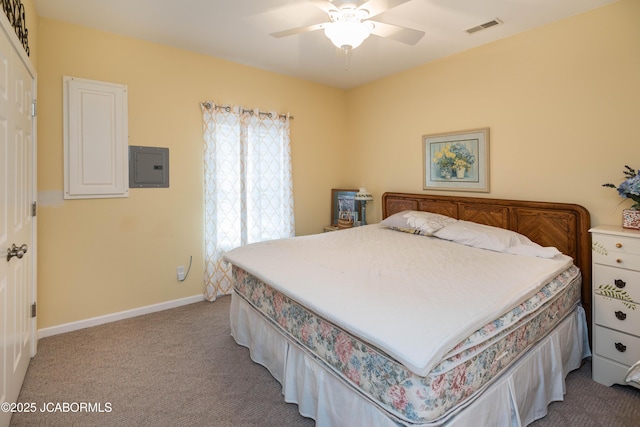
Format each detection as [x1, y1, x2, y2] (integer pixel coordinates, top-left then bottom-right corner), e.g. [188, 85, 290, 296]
[6, 243, 28, 261]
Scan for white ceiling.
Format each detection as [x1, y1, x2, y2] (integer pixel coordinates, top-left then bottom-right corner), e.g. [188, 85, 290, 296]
[34, 0, 618, 89]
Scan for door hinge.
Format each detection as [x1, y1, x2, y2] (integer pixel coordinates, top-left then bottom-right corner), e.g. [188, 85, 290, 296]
[31, 302, 36, 318]
[31, 99, 37, 117]
[32, 201, 37, 217]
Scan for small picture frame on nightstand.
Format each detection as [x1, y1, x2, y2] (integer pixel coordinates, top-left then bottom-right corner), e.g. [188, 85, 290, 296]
[331, 188, 361, 227]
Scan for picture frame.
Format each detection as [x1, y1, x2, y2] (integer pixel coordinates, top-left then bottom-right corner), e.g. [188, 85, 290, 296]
[423, 128, 490, 192]
[330, 189, 360, 226]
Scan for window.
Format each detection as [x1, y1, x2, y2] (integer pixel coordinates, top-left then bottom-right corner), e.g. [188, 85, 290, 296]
[201, 103, 294, 300]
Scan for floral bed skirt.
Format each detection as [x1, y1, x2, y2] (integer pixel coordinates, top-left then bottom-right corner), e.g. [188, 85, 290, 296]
[231, 265, 583, 425]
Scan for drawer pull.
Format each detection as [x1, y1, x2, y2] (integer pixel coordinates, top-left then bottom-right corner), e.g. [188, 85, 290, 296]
[614, 279, 626, 289]
[615, 310, 627, 320]
[616, 258, 622, 264]
[616, 242, 623, 248]
[615, 342, 627, 352]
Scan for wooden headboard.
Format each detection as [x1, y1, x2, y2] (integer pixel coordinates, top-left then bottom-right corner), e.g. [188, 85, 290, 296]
[382, 192, 592, 332]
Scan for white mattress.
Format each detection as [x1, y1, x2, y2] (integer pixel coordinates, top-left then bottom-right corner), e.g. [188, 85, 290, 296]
[230, 293, 591, 426]
[224, 224, 573, 377]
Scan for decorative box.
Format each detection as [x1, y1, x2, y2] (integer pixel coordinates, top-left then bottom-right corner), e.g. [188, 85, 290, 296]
[623, 209, 640, 230]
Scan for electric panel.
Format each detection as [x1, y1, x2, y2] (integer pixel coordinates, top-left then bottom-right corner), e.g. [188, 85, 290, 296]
[129, 146, 169, 188]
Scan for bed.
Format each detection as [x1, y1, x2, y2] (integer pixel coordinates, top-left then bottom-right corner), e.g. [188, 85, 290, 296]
[224, 192, 592, 426]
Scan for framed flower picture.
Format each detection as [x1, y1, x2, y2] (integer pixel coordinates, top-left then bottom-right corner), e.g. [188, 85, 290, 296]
[423, 128, 489, 192]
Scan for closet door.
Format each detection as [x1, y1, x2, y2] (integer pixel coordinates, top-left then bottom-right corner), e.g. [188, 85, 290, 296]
[0, 13, 36, 427]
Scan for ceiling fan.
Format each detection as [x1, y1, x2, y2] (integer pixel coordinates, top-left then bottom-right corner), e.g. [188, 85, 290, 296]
[270, 0, 425, 52]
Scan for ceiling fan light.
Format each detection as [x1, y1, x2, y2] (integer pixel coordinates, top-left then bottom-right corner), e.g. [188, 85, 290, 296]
[324, 21, 372, 50]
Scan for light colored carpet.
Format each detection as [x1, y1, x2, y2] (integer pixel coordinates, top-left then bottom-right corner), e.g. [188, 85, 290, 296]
[10, 296, 640, 426]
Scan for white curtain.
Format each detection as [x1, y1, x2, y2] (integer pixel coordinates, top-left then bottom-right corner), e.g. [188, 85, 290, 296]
[201, 102, 295, 301]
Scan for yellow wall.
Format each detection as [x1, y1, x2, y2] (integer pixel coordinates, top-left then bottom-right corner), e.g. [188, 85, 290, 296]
[35, 18, 348, 328]
[346, 0, 640, 226]
[30, 0, 639, 329]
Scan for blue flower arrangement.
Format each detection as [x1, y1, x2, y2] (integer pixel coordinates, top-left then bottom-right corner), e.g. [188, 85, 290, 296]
[603, 165, 640, 210]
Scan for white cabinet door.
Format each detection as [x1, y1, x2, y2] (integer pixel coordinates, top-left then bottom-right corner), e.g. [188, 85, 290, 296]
[64, 76, 128, 199]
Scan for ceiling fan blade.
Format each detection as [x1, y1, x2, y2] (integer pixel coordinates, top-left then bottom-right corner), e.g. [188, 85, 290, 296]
[270, 22, 328, 38]
[307, 0, 339, 14]
[357, 0, 411, 18]
[369, 20, 424, 45]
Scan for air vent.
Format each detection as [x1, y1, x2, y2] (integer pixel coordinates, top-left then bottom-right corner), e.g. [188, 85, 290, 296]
[466, 18, 503, 34]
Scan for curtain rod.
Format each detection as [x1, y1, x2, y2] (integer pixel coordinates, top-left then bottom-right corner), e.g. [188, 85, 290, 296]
[200, 102, 293, 120]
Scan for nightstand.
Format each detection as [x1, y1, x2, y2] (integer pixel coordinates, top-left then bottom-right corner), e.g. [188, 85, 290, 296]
[323, 225, 339, 232]
[590, 225, 640, 388]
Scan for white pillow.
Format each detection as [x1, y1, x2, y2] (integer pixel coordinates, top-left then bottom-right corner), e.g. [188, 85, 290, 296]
[433, 220, 561, 258]
[380, 210, 457, 236]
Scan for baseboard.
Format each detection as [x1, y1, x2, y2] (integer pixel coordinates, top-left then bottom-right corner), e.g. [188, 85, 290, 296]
[38, 294, 206, 339]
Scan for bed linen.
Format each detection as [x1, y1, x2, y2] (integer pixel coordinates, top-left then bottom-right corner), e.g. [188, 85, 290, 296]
[231, 262, 581, 424]
[224, 224, 574, 378]
[224, 224, 587, 424]
[231, 294, 589, 426]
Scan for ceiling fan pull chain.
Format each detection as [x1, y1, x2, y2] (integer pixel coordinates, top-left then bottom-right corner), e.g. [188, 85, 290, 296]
[344, 47, 351, 71]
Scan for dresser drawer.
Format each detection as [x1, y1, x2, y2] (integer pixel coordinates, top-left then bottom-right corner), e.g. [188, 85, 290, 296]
[592, 233, 640, 255]
[593, 250, 640, 271]
[594, 294, 640, 334]
[594, 325, 640, 366]
[593, 264, 640, 304]
[593, 233, 640, 270]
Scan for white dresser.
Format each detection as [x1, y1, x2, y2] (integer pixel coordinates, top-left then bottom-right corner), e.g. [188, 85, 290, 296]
[590, 225, 640, 388]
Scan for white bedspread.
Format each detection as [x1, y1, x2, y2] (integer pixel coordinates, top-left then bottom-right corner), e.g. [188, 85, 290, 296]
[223, 224, 573, 377]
